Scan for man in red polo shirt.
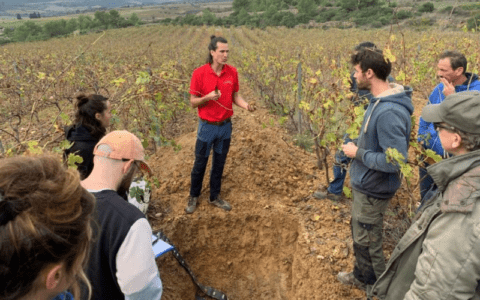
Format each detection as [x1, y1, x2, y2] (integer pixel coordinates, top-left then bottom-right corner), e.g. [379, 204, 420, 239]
[186, 35, 255, 214]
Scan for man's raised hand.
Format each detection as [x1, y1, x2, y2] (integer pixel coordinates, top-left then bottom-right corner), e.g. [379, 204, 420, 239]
[440, 77, 455, 97]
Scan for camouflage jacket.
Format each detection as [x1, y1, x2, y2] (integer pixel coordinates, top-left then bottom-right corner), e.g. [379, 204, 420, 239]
[372, 149, 480, 300]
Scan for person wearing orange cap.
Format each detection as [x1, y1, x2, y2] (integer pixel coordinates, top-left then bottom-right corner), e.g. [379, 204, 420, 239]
[81, 130, 161, 300]
[373, 91, 480, 299]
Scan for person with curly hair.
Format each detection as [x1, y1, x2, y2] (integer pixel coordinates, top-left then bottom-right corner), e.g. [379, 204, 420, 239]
[0, 155, 96, 300]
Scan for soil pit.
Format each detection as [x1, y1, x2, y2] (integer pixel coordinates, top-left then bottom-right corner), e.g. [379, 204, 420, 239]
[157, 212, 299, 299]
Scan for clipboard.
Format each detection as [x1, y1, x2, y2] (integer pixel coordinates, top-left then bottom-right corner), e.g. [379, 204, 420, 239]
[152, 234, 174, 258]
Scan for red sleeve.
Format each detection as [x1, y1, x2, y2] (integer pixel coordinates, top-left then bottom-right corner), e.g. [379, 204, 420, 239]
[189, 68, 201, 96]
[233, 68, 239, 93]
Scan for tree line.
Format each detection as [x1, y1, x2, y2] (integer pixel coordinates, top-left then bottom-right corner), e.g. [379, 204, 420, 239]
[2, 10, 142, 44]
[160, 0, 442, 29]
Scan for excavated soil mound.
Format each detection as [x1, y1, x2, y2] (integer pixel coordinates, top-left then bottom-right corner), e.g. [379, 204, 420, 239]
[147, 92, 364, 299]
[146, 87, 425, 299]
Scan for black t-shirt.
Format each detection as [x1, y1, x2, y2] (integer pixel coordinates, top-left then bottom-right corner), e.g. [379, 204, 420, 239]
[85, 190, 145, 300]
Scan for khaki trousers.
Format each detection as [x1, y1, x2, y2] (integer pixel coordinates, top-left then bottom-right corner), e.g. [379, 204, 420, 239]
[351, 189, 390, 285]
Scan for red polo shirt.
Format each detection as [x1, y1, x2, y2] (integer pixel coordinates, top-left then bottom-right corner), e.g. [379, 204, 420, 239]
[189, 63, 239, 122]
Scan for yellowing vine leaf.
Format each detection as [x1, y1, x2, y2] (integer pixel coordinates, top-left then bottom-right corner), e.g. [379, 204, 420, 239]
[384, 48, 396, 63]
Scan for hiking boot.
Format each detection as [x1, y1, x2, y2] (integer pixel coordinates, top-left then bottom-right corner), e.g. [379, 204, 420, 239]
[185, 196, 198, 214]
[337, 272, 366, 291]
[209, 196, 232, 211]
[313, 190, 342, 201]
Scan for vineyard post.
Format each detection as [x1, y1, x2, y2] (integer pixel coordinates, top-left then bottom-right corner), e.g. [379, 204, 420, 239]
[297, 62, 302, 133]
[155, 127, 161, 146]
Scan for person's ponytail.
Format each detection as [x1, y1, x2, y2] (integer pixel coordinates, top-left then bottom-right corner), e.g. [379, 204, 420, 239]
[75, 94, 89, 110]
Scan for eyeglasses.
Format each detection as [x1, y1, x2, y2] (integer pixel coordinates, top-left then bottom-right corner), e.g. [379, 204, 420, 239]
[434, 123, 455, 132]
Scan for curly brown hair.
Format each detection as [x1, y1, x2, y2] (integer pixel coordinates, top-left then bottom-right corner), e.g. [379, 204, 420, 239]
[0, 155, 95, 300]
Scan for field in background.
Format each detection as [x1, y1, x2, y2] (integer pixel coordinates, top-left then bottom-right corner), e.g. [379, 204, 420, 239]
[1, 0, 478, 30]
[0, 3, 233, 29]
[0, 24, 478, 159]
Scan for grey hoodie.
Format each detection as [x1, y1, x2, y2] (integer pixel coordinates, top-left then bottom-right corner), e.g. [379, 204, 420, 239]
[349, 83, 414, 199]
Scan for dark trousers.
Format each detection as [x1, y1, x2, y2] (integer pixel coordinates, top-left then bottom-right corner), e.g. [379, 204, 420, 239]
[190, 120, 232, 200]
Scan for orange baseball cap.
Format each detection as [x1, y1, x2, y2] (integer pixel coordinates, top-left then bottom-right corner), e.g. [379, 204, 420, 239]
[93, 130, 152, 175]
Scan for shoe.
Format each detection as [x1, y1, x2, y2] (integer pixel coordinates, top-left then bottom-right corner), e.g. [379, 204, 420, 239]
[185, 196, 198, 214]
[337, 272, 366, 291]
[209, 196, 232, 211]
[313, 190, 342, 201]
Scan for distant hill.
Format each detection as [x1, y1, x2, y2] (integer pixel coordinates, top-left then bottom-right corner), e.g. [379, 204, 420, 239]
[0, 0, 224, 18]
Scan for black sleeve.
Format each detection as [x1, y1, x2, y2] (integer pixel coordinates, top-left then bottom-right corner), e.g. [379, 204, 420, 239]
[67, 141, 95, 179]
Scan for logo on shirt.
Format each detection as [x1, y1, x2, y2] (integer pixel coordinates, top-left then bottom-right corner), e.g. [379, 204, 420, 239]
[224, 80, 233, 85]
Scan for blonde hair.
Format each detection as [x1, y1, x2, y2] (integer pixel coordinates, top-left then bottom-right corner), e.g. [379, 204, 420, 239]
[0, 155, 95, 300]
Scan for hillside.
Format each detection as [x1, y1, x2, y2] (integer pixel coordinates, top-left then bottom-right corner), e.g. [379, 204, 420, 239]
[1, 0, 479, 32]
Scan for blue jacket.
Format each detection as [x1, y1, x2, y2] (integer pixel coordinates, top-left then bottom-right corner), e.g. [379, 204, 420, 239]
[418, 73, 480, 156]
[350, 84, 414, 199]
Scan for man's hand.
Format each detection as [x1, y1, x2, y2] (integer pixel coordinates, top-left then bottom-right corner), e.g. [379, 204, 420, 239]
[440, 78, 455, 97]
[342, 142, 358, 158]
[206, 90, 221, 101]
[247, 101, 256, 112]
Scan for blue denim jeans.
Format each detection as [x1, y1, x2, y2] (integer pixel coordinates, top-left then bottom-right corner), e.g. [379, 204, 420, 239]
[328, 135, 353, 195]
[190, 119, 232, 200]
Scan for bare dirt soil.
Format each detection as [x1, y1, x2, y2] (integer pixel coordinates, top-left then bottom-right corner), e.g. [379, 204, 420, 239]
[147, 85, 425, 299]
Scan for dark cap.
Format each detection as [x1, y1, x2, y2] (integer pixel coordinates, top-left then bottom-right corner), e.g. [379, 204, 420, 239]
[421, 91, 480, 134]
